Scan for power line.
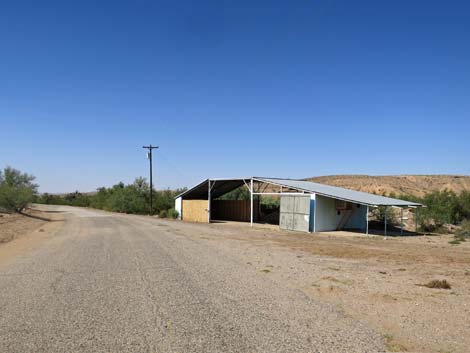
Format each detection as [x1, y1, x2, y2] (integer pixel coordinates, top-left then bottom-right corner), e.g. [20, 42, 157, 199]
[157, 151, 187, 182]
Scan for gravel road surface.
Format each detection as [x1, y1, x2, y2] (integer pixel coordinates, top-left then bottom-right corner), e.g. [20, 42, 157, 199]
[0, 206, 384, 353]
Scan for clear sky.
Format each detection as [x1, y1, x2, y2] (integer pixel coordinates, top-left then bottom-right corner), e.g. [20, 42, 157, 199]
[1, 0, 469, 193]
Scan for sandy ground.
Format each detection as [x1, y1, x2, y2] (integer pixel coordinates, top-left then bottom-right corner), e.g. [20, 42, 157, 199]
[150, 219, 470, 353]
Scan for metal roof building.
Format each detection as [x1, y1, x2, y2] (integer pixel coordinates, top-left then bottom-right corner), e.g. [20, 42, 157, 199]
[175, 177, 423, 235]
[253, 178, 422, 207]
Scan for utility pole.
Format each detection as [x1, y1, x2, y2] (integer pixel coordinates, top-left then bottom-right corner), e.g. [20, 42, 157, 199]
[142, 145, 159, 215]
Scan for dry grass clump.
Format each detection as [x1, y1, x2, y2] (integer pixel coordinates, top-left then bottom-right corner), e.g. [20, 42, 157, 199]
[454, 220, 470, 243]
[383, 333, 408, 352]
[422, 279, 451, 289]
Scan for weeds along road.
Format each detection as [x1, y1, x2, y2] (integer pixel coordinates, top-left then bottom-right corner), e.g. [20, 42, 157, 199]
[0, 205, 384, 353]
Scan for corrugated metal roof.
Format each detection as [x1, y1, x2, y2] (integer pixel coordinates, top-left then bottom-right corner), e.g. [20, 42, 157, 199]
[255, 177, 423, 207]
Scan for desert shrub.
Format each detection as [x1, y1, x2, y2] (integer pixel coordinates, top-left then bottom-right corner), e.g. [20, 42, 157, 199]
[35, 193, 67, 205]
[458, 190, 470, 220]
[422, 190, 461, 225]
[260, 196, 280, 209]
[397, 190, 470, 232]
[454, 220, 470, 242]
[422, 279, 451, 289]
[455, 229, 470, 241]
[34, 176, 186, 216]
[104, 182, 148, 214]
[89, 187, 109, 209]
[0, 167, 38, 212]
[167, 208, 179, 219]
[153, 189, 176, 214]
[420, 222, 449, 234]
[64, 191, 91, 207]
[159, 209, 168, 218]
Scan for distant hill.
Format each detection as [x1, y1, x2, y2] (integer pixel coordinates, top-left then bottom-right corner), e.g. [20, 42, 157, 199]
[306, 175, 470, 198]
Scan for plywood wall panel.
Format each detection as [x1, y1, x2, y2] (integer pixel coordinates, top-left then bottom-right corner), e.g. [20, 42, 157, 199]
[182, 200, 209, 223]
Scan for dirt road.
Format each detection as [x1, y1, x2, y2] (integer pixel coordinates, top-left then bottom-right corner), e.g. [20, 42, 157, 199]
[0, 205, 384, 353]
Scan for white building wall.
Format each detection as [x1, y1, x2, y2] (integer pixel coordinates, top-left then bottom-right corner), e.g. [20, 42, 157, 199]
[314, 194, 367, 232]
[174, 197, 182, 220]
[314, 195, 337, 231]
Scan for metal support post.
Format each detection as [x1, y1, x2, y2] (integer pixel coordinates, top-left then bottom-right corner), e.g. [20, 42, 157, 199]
[384, 207, 387, 236]
[415, 207, 419, 234]
[366, 205, 369, 235]
[250, 178, 254, 227]
[400, 208, 404, 236]
[208, 179, 211, 223]
[313, 195, 316, 233]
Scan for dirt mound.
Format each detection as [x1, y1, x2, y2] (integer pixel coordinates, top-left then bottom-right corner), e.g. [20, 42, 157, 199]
[306, 175, 470, 197]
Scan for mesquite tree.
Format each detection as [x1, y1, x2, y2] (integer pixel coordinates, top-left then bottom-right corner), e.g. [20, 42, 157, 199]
[0, 167, 38, 213]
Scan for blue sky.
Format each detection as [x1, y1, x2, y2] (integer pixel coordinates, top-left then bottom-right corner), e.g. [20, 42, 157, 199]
[1, 0, 469, 193]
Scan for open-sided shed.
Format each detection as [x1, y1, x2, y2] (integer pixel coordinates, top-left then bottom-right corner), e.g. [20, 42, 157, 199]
[175, 177, 424, 235]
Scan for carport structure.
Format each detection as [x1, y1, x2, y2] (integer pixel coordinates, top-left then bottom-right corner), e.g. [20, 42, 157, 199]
[175, 177, 424, 235]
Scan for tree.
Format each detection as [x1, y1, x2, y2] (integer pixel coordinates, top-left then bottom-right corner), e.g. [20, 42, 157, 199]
[0, 166, 38, 212]
[421, 189, 460, 225]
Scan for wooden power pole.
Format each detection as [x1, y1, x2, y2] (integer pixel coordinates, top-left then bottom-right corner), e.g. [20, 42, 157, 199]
[142, 145, 159, 215]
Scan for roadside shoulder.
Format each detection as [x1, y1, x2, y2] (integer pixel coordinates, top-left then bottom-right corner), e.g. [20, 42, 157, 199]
[0, 209, 65, 268]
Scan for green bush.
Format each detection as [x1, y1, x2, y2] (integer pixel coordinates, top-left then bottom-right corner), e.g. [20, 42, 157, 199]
[159, 209, 168, 218]
[0, 167, 38, 213]
[35, 193, 66, 205]
[398, 190, 470, 231]
[458, 191, 470, 221]
[35, 177, 186, 216]
[64, 191, 91, 207]
[260, 196, 280, 209]
[167, 208, 179, 219]
[421, 190, 460, 225]
[105, 182, 147, 214]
